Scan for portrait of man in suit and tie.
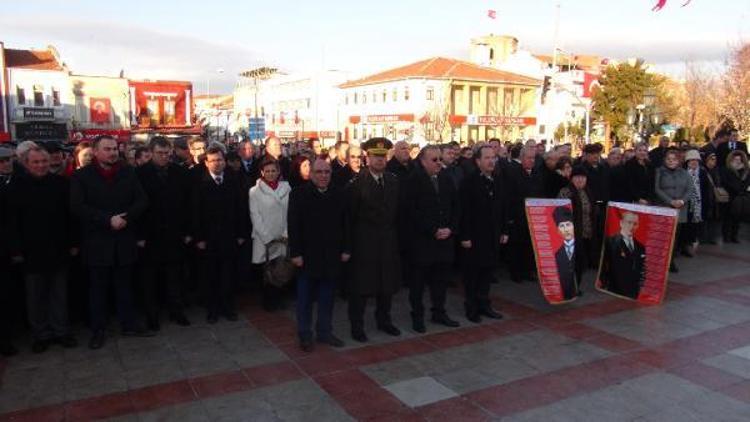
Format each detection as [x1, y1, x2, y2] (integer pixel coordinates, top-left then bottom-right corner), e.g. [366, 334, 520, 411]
[600, 211, 646, 299]
[553, 206, 578, 300]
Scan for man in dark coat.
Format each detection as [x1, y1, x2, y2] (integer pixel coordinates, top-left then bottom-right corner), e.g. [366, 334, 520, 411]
[70, 135, 152, 349]
[288, 158, 349, 352]
[386, 140, 413, 180]
[404, 146, 461, 333]
[552, 207, 578, 300]
[648, 136, 671, 169]
[600, 211, 646, 299]
[263, 136, 291, 180]
[0, 149, 18, 356]
[505, 146, 545, 283]
[582, 143, 609, 264]
[459, 145, 507, 322]
[347, 137, 402, 343]
[7, 145, 78, 353]
[234, 139, 259, 293]
[332, 144, 362, 189]
[136, 137, 192, 330]
[717, 129, 749, 168]
[192, 144, 249, 323]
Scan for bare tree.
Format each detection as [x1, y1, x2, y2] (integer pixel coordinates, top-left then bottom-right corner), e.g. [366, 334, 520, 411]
[720, 44, 750, 136]
[419, 82, 451, 143]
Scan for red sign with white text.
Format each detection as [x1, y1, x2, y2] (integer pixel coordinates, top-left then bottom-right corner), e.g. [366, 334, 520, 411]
[70, 129, 131, 143]
[526, 199, 579, 304]
[366, 114, 414, 123]
[596, 202, 678, 305]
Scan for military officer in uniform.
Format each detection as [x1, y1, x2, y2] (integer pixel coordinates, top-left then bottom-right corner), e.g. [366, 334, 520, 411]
[346, 137, 402, 343]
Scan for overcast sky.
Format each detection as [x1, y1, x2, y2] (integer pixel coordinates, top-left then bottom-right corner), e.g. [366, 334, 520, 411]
[2, 0, 747, 94]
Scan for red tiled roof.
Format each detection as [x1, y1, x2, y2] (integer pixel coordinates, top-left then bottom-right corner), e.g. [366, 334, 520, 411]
[4, 48, 64, 71]
[339, 57, 541, 88]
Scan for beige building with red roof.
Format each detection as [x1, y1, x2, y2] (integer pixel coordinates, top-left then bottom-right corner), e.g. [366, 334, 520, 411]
[338, 56, 541, 144]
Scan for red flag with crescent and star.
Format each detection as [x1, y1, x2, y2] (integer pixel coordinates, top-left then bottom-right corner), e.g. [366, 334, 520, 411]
[652, 0, 692, 12]
[487, 9, 497, 19]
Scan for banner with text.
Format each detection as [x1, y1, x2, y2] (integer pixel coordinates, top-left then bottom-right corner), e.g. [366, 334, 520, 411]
[596, 202, 678, 305]
[526, 198, 579, 305]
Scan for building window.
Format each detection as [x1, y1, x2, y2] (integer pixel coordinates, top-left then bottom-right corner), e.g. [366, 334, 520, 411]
[382, 90, 387, 102]
[426, 87, 434, 101]
[404, 87, 410, 101]
[16, 86, 26, 105]
[261, 106, 266, 117]
[164, 99, 176, 124]
[362, 92, 367, 104]
[344, 94, 348, 105]
[33, 85, 44, 107]
[353, 127, 358, 140]
[372, 91, 377, 103]
[392, 88, 398, 102]
[306, 98, 311, 108]
[147, 98, 160, 125]
[52, 89, 61, 106]
[354, 92, 358, 104]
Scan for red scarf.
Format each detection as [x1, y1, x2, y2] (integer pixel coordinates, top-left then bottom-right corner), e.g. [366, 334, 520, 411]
[95, 160, 120, 183]
[263, 179, 279, 190]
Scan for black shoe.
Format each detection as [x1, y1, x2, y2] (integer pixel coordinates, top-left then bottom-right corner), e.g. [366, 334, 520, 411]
[147, 318, 161, 332]
[206, 314, 218, 324]
[300, 338, 314, 353]
[479, 308, 503, 320]
[317, 334, 345, 348]
[224, 312, 239, 322]
[0, 343, 18, 357]
[432, 314, 460, 328]
[56, 335, 78, 349]
[669, 262, 679, 273]
[377, 324, 401, 337]
[122, 328, 156, 338]
[32, 340, 50, 354]
[703, 240, 718, 245]
[170, 312, 191, 327]
[412, 318, 426, 333]
[89, 331, 106, 350]
[466, 312, 481, 323]
[351, 330, 368, 343]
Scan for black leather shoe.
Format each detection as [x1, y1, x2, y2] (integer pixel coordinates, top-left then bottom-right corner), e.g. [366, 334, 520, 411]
[206, 314, 218, 324]
[351, 330, 368, 343]
[224, 312, 239, 322]
[147, 318, 161, 332]
[122, 328, 156, 338]
[89, 331, 106, 350]
[680, 248, 694, 258]
[377, 324, 401, 337]
[170, 313, 191, 327]
[480, 308, 503, 320]
[300, 338, 314, 352]
[56, 335, 78, 349]
[0, 343, 18, 357]
[432, 314, 460, 328]
[412, 317, 426, 333]
[318, 334, 345, 348]
[32, 340, 50, 354]
[466, 312, 481, 323]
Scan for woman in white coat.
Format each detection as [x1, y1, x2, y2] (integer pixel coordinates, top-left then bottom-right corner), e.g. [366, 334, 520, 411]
[249, 158, 292, 310]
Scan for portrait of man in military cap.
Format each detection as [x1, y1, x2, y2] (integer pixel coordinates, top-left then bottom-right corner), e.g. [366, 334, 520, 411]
[553, 206, 578, 300]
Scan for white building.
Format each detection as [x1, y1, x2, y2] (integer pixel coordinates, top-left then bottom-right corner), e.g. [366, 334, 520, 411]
[4, 46, 72, 142]
[233, 69, 350, 146]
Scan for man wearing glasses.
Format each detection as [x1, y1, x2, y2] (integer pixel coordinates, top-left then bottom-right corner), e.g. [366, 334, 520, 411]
[403, 145, 461, 333]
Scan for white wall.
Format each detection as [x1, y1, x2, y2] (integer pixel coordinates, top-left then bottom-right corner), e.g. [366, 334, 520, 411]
[8, 68, 72, 122]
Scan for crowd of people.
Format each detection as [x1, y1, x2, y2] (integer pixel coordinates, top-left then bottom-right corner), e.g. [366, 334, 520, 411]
[0, 128, 748, 356]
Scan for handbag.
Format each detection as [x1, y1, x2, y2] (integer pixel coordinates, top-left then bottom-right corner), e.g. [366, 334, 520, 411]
[705, 171, 730, 203]
[263, 239, 295, 287]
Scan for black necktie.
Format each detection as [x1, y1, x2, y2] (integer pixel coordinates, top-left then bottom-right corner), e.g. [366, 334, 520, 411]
[431, 176, 439, 193]
[215, 176, 223, 186]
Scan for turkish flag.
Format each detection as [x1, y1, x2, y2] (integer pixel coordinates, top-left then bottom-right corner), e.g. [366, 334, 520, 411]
[90, 98, 111, 124]
[487, 9, 497, 19]
[582, 73, 599, 98]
